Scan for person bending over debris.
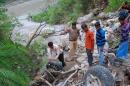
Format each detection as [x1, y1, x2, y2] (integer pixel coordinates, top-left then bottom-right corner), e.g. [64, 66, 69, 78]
[81, 24, 94, 66]
[60, 22, 80, 61]
[116, 16, 130, 59]
[95, 21, 106, 65]
[47, 42, 66, 67]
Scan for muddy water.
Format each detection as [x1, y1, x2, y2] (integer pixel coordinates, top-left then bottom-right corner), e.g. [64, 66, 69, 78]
[6, 0, 57, 16]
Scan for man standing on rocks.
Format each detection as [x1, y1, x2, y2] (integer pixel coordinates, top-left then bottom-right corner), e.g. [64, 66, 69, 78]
[47, 42, 66, 67]
[95, 21, 106, 65]
[81, 24, 94, 66]
[116, 16, 130, 59]
[60, 22, 80, 61]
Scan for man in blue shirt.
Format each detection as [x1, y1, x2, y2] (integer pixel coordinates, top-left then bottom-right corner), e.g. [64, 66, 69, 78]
[95, 21, 106, 65]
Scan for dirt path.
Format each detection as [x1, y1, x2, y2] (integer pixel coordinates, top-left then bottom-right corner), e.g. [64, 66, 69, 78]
[5, 0, 57, 17]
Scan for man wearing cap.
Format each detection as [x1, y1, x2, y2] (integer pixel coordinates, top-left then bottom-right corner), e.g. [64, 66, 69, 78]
[95, 21, 106, 65]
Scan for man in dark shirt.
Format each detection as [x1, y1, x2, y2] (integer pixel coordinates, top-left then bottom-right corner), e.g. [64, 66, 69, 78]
[116, 16, 130, 59]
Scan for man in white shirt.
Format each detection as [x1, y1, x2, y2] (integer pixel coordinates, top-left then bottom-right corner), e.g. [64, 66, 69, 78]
[47, 42, 65, 67]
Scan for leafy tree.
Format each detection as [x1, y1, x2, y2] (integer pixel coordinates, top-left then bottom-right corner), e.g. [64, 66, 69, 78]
[0, 1, 41, 86]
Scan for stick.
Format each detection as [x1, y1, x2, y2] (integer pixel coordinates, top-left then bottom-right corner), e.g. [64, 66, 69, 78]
[52, 69, 79, 85]
[40, 77, 52, 86]
[63, 70, 78, 86]
[26, 23, 46, 48]
[46, 70, 56, 80]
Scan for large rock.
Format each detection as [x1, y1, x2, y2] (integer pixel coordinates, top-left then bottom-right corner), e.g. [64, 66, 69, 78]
[107, 12, 118, 18]
[76, 53, 86, 63]
[77, 12, 93, 24]
[97, 12, 107, 19]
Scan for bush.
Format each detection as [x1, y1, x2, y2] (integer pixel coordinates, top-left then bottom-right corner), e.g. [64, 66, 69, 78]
[105, 0, 130, 12]
[0, 40, 34, 86]
[0, 2, 41, 86]
[0, 0, 6, 4]
[32, 0, 83, 24]
[0, 69, 29, 86]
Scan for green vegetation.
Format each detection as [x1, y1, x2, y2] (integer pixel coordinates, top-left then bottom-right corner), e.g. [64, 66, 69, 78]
[31, 37, 46, 55]
[0, 1, 44, 86]
[32, 0, 130, 24]
[1, 0, 130, 85]
[0, 0, 6, 4]
[105, 0, 130, 12]
[32, 0, 94, 24]
[0, 40, 32, 86]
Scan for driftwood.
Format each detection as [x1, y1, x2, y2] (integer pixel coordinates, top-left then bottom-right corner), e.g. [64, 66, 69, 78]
[45, 70, 56, 80]
[52, 68, 81, 85]
[40, 77, 52, 86]
[26, 23, 46, 48]
[62, 70, 78, 86]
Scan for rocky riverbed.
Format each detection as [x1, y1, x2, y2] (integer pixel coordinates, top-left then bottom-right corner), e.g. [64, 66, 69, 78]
[5, 0, 130, 85]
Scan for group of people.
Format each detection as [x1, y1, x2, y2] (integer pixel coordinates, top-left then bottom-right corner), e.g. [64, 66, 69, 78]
[46, 1, 130, 68]
[81, 21, 106, 66]
[47, 22, 80, 67]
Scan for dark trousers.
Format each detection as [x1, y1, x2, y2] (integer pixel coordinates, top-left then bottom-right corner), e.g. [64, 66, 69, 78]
[58, 53, 66, 67]
[86, 49, 93, 66]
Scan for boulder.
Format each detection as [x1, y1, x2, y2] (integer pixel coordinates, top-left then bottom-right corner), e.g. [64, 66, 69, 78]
[107, 12, 118, 18]
[77, 12, 93, 24]
[97, 12, 107, 19]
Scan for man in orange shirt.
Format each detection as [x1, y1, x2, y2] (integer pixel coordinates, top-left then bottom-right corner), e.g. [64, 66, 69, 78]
[81, 24, 94, 66]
